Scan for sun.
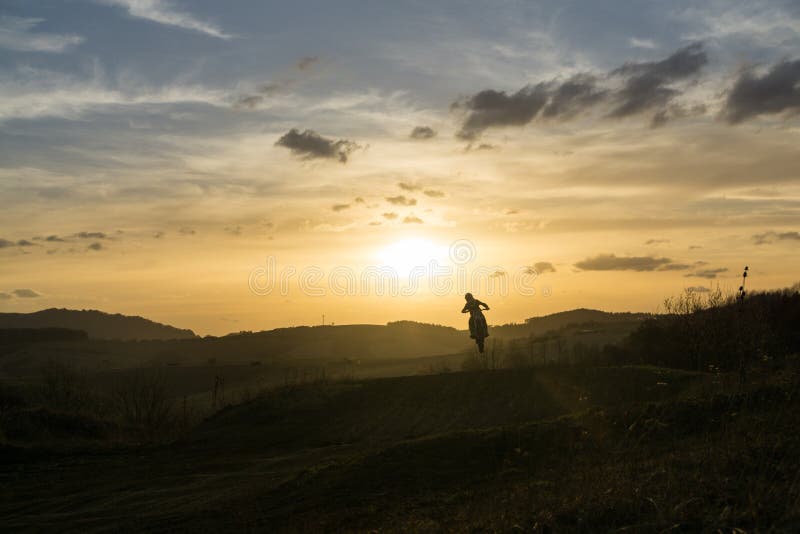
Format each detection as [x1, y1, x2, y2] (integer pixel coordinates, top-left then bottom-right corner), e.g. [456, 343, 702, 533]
[377, 238, 448, 276]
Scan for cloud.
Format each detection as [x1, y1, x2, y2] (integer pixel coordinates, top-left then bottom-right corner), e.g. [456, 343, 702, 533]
[410, 126, 437, 139]
[16, 239, 37, 247]
[331, 203, 350, 212]
[658, 263, 692, 271]
[0, 16, 84, 53]
[453, 84, 549, 140]
[386, 195, 417, 206]
[88, 242, 104, 251]
[629, 37, 657, 49]
[0, 292, 11, 300]
[232, 81, 293, 109]
[12, 288, 40, 298]
[75, 231, 107, 239]
[526, 262, 556, 275]
[45, 235, 66, 242]
[275, 129, 360, 163]
[96, 0, 230, 39]
[723, 59, 800, 124]
[608, 43, 707, 120]
[686, 286, 711, 293]
[382, 212, 398, 220]
[685, 268, 728, 279]
[574, 253, 673, 272]
[403, 215, 424, 224]
[423, 189, 445, 198]
[753, 230, 800, 244]
[452, 43, 707, 138]
[0, 239, 13, 248]
[645, 238, 670, 245]
[296, 56, 319, 71]
[398, 182, 421, 191]
[179, 227, 196, 235]
[540, 74, 607, 120]
[232, 95, 265, 110]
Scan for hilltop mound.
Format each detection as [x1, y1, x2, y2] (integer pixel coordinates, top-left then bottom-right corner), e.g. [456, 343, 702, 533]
[190, 366, 703, 453]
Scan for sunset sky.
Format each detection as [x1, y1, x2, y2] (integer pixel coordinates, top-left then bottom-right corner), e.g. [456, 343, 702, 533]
[1, 0, 799, 335]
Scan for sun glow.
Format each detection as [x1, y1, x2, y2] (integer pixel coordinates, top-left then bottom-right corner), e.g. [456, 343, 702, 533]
[377, 238, 448, 275]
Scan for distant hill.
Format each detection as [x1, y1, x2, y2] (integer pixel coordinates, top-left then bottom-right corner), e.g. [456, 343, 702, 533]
[216, 321, 467, 361]
[0, 309, 196, 341]
[492, 308, 650, 339]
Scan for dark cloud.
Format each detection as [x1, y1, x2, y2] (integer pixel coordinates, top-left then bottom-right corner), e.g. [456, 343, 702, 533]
[658, 263, 692, 271]
[0, 292, 11, 300]
[13, 288, 40, 298]
[296, 56, 319, 71]
[723, 59, 800, 124]
[423, 189, 445, 198]
[354, 197, 365, 204]
[368, 221, 381, 226]
[489, 270, 506, 278]
[403, 215, 423, 224]
[452, 43, 707, 138]
[232, 94, 264, 110]
[464, 143, 497, 152]
[574, 253, 672, 272]
[75, 231, 107, 239]
[453, 83, 549, 140]
[386, 195, 416, 206]
[650, 103, 706, 128]
[608, 43, 707, 119]
[332, 203, 350, 212]
[526, 261, 556, 274]
[382, 212, 398, 220]
[45, 235, 66, 242]
[753, 230, 800, 245]
[179, 227, 196, 235]
[153, 231, 165, 239]
[410, 126, 436, 140]
[87, 242, 103, 251]
[645, 238, 670, 245]
[541, 74, 607, 119]
[16, 239, 37, 247]
[398, 182, 421, 191]
[275, 129, 359, 163]
[0, 239, 13, 248]
[685, 268, 728, 279]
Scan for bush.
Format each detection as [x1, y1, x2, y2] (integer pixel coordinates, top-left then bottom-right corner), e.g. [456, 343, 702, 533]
[111, 370, 175, 437]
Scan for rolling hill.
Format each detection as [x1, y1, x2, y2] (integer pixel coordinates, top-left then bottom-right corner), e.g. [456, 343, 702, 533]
[0, 308, 196, 341]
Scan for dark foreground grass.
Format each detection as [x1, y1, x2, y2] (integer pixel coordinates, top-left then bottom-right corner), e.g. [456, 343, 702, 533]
[2, 366, 800, 532]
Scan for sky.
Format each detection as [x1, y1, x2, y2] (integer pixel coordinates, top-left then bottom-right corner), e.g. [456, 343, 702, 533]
[0, 0, 799, 335]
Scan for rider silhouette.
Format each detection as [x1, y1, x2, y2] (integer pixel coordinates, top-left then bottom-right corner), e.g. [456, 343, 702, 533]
[461, 293, 489, 352]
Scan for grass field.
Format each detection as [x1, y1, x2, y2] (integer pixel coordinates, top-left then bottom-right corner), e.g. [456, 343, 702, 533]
[3, 364, 799, 531]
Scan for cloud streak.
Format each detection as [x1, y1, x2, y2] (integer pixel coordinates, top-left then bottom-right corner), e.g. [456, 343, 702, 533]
[96, 0, 230, 39]
[0, 16, 84, 53]
[575, 253, 675, 272]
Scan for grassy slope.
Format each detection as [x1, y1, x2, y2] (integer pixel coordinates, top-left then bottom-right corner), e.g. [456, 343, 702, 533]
[2, 366, 800, 532]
